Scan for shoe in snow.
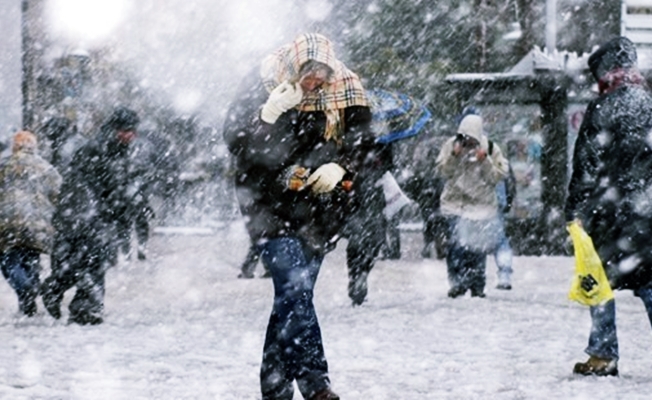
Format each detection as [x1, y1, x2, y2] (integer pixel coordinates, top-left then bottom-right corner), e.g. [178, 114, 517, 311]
[310, 388, 340, 400]
[573, 356, 618, 377]
[40, 282, 62, 319]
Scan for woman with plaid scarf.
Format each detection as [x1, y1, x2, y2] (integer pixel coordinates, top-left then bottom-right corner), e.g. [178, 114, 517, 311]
[224, 33, 382, 400]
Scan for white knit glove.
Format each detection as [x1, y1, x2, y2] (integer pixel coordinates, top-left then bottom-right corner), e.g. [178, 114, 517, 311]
[306, 163, 346, 194]
[260, 81, 304, 124]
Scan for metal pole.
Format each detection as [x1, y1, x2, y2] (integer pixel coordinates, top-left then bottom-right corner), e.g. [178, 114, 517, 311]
[21, 0, 46, 132]
[545, 0, 556, 53]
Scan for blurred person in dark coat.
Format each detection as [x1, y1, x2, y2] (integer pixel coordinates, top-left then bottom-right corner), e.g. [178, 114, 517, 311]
[42, 116, 87, 174]
[224, 33, 380, 400]
[117, 130, 180, 261]
[41, 107, 140, 325]
[401, 133, 448, 260]
[0, 131, 61, 316]
[565, 36, 652, 377]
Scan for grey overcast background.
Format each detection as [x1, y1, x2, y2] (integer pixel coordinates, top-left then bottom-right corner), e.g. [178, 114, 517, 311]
[0, 0, 338, 135]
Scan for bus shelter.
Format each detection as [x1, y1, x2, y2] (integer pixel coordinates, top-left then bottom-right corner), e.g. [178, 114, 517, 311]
[444, 48, 594, 255]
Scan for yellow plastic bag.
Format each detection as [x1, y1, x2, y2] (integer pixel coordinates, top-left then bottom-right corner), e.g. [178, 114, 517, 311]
[567, 221, 614, 306]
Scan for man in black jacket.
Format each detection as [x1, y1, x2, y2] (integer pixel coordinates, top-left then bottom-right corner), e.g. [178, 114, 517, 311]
[566, 36, 652, 376]
[41, 107, 140, 325]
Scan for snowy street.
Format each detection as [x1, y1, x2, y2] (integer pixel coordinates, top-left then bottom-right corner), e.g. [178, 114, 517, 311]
[1, 221, 651, 399]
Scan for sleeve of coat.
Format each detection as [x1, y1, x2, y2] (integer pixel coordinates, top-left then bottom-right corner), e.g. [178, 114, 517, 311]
[482, 143, 509, 184]
[565, 104, 599, 222]
[435, 137, 458, 179]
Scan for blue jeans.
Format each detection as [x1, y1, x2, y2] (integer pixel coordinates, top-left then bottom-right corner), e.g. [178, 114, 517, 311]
[0, 248, 41, 315]
[494, 222, 513, 280]
[259, 237, 330, 400]
[586, 287, 652, 360]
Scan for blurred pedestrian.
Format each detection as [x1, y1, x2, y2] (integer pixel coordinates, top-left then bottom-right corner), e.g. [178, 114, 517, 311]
[493, 166, 516, 290]
[223, 32, 378, 400]
[42, 116, 87, 174]
[455, 106, 516, 290]
[117, 130, 178, 261]
[436, 114, 508, 298]
[0, 131, 61, 316]
[402, 134, 447, 259]
[41, 107, 140, 325]
[565, 36, 652, 377]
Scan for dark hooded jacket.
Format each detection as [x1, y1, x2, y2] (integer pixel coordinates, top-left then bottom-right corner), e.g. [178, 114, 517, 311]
[223, 69, 380, 253]
[53, 108, 139, 256]
[565, 37, 652, 290]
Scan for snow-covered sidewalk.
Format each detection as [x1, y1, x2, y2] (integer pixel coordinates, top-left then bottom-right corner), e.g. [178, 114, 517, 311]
[0, 221, 651, 399]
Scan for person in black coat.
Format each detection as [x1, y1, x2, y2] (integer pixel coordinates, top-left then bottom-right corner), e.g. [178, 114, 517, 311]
[41, 106, 140, 325]
[224, 33, 379, 400]
[565, 36, 652, 376]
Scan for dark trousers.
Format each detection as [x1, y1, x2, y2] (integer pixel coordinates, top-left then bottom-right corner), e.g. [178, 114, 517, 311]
[445, 216, 487, 295]
[259, 237, 329, 400]
[446, 241, 487, 295]
[43, 235, 114, 321]
[345, 203, 385, 305]
[0, 248, 41, 315]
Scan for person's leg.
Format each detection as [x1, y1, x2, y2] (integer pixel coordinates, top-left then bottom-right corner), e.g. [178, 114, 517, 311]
[382, 213, 401, 260]
[68, 244, 113, 325]
[41, 236, 86, 319]
[0, 248, 41, 316]
[433, 214, 450, 260]
[466, 249, 487, 297]
[116, 219, 132, 258]
[495, 233, 513, 290]
[259, 237, 331, 400]
[135, 205, 151, 261]
[238, 243, 260, 279]
[445, 217, 467, 297]
[346, 209, 384, 306]
[586, 300, 619, 360]
[419, 203, 436, 258]
[574, 299, 619, 376]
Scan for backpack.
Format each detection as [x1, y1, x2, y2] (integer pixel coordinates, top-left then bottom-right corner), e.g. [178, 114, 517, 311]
[489, 140, 516, 214]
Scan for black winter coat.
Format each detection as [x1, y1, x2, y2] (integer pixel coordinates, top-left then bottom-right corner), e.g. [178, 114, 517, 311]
[565, 82, 652, 290]
[53, 125, 137, 257]
[224, 69, 381, 253]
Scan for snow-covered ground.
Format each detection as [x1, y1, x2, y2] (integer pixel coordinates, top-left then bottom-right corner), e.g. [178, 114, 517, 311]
[1, 220, 651, 399]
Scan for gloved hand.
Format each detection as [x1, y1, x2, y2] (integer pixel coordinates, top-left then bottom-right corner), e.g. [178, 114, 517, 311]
[261, 81, 304, 124]
[306, 163, 346, 194]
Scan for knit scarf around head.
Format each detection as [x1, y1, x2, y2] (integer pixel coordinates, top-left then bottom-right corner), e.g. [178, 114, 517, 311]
[260, 33, 368, 142]
[598, 68, 646, 95]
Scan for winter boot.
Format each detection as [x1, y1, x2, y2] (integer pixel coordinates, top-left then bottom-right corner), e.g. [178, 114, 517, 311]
[310, 387, 340, 400]
[496, 271, 512, 290]
[573, 356, 618, 377]
[18, 295, 37, 317]
[237, 270, 254, 279]
[349, 271, 369, 306]
[40, 281, 62, 319]
[421, 242, 433, 259]
[137, 244, 147, 261]
[447, 286, 467, 299]
[68, 313, 104, 326]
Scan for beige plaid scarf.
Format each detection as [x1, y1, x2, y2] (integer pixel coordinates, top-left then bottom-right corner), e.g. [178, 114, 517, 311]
[260, 33, 368, 141]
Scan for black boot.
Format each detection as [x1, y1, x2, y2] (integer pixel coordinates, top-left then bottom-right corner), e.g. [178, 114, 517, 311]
[40, 281, 62, 319]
